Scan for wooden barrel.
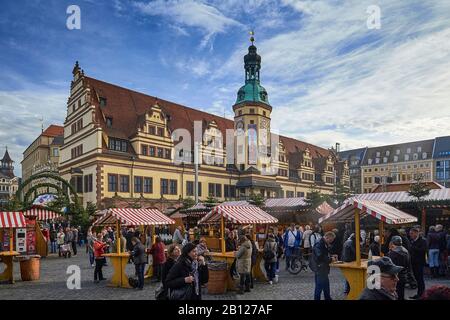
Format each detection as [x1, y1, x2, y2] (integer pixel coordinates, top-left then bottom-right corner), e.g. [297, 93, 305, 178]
[19, 255, 41, 281]
[207, 261, 227, 294]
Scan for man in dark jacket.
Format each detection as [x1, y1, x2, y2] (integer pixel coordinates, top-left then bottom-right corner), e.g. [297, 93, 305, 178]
[130, 237, 146, 290]
[409, 227, 427, 299]
[311, 231, 337, 300]
[387, 236, 410, 300]
[341, 233, 357, 295]
[359, 257, 403, 300]
[369, 235, 381, 257]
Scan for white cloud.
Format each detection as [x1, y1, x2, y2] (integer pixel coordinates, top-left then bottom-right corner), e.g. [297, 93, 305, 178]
[215, 0, 450, 150]
[0, 90, 66, 177]
[134, 0, 243, 49]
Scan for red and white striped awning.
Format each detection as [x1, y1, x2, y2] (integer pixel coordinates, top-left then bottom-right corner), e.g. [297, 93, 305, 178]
[0, 212, 26, 228]
[93, 208, 175, 226]
[24, 208, 62, 221]
[319, 199, 417, 225]
[198, 204, 278, 225]
[264, 197, 309, 208]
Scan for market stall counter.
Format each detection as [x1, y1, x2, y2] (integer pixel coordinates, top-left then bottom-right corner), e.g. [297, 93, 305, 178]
[320, 198, 417, 300]
[93, 208, 175, 288]
[198, 203, 278, 291]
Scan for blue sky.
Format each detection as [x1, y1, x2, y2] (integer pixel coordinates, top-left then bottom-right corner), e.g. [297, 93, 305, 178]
[1, 0, 450, 177]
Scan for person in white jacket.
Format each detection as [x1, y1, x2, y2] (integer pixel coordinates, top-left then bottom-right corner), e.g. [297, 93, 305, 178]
[302, 225, 313, 255]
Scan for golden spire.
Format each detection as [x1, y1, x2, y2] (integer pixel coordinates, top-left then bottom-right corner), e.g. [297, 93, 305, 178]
[249, 30, 255, 45]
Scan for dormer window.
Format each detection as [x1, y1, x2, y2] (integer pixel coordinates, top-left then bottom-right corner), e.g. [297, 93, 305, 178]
[106, 117, 113, 128]
[99, 97, 107, 107]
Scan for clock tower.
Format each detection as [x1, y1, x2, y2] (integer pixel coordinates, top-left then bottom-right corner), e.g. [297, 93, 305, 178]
[233, 32, 272, 173]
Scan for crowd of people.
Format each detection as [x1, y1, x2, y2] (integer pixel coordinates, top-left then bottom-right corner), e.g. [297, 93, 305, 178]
[41, 220, 449, 301]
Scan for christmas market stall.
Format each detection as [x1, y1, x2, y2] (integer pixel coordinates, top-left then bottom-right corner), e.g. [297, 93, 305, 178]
[198, 202, 278, 291]
[319, 198, 417, 300]
[23, 208, 62, 257]
[0, 211, 26, 284]
[93, 208, 175, 288]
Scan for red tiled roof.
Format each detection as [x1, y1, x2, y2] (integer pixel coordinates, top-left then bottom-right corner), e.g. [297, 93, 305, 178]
[84, 77, 330, 159]
[42, 125, 64, 137]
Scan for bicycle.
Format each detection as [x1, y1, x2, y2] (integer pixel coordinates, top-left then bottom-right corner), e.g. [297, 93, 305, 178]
[287, 249, 309, 275]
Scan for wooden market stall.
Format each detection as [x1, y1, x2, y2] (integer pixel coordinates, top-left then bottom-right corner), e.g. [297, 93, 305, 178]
[0, 211, 26, 284]
[23, 208, 62, 257]
[319, 198, 417, 300]
[92, 208, 175, 288]
[198, 203, 278, 291]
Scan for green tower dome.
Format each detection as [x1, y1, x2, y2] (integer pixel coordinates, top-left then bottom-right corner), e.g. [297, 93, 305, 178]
[234, 42, 271, 106]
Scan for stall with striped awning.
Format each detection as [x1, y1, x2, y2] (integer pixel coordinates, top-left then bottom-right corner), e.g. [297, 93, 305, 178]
[23, 208, 62, 221]
[198, 203, 278, 225]
[319, 198, 418, 225]
[93, 208, 175, 226]
[0, 212, 26, 228]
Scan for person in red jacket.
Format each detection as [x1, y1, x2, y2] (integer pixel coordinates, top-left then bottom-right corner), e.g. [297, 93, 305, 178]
[93, 233, 108, 283]
[149, 236, 166, 282]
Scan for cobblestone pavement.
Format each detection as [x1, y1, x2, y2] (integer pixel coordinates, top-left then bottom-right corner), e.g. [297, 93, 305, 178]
[0, 247, 449, 300]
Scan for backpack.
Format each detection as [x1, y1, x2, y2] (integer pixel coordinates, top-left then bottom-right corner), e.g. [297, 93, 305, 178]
[263, 242, 276, 261]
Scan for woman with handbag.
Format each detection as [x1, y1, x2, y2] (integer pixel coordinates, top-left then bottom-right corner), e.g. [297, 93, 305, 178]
[156, 244, 181, 300]
[166, 242, 208, 300]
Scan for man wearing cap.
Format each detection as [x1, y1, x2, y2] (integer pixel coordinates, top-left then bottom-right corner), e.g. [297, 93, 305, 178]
[359, 257, 403, 300]
[409, 226, 427, 299]
[387, 235, 410, 300]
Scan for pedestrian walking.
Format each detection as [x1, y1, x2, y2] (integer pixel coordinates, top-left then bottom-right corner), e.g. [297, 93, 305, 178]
[435, 224, 447, 277]
[275, 229, 284, 272]
[409, 226, 427, 299]
[387, 235, 410, 300]
[359, 257, 403, 300]
[87, 229, 95, 267]
[247, 234, 258, 289]
[236, 235, 252, 294]
[50, 228, 57, 254]
[71, 227, 78, 256]
[157, 244, 181, 300]
[130, 237, 146, 290]
[149, 236, 166, 282]
[165, 243, 208, 300]
[427, 226, 441, 278]
[57, 228, 65, 257]
[342, 233, 357, 295]
[283, 223, 302, 270]
[263, 233, 277, 284]
[310, 231, 337, 300]
[93, 233, 108, 283]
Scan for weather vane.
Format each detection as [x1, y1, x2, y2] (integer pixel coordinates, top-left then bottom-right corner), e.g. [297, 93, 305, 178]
[249, 30, 255, 45]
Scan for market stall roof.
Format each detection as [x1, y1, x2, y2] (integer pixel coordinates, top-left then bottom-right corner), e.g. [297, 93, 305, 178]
[198, 203, 278, 225]
[0, 212, 26, 228]
[352, 188, 450, 203]
[93, 208, 175, 226]
[319, 199, 417, 225]
[264, 197, 309, 208]
[315, 201, 335, 215]
[24, 208, 62, 221]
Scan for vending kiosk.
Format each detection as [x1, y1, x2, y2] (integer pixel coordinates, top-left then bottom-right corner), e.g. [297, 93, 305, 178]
[15, 228, 27, 253]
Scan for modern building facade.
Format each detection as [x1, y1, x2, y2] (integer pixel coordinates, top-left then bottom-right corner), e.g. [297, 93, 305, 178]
[58, 41, 349, 209]
[0, 148, 19, 206]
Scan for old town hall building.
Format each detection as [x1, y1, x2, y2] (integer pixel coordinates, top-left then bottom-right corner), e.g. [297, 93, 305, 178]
[59, 41, 349, 209]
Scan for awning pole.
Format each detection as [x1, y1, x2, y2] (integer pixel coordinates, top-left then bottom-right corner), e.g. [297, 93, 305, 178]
[221, 215, 225, 254]
[116, 220, 121, 253]
[9, 227, 13, 253]
[253, 224, 256, 241]
[379, 220, 384, 257]
[355, 208, 361, 266]
[152, 225, 156, 245]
